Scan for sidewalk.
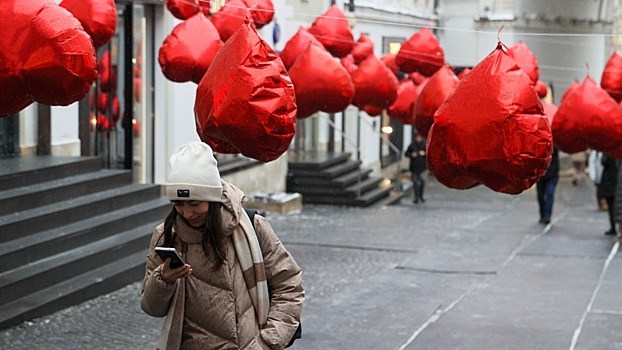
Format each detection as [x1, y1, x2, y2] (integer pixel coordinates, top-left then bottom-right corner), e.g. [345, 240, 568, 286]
[1, 174, 621, 350]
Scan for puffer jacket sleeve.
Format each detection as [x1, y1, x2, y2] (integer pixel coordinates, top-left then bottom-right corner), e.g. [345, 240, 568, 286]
[254, 215, 304, 350]
[141, 225, 178, 317]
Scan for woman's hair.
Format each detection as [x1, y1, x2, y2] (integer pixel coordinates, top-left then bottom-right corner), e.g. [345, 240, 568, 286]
[159, 202, 227, 270]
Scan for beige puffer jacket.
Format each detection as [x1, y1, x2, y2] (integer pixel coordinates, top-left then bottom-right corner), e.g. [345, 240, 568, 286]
[141, 181, 304, 350]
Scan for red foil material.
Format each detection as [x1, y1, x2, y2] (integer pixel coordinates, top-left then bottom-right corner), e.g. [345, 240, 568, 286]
[413, 65, 459, 137]
[352, 34, 374, 64]
[194, 20, 296, 162]
[98, 50, 116, 93]
[507, 42, 540, 85]
[165, 0, 210, 21]
[601, 51, 622, 102]
[279, 27, 325, 70]
[387, 78, 417, 124]
[552, 76, 622, 154]
[59, 0, 117, 48]
[351, 55, 399, 109]
[288, 44, 354, 119]
[307, 5, 354, 58]
[159, 13, 224, 84]
[396, 27, 444, 76]
[535, 80, 548, 98]
[427, 42, 552, 194]
[211, 0, 249, 42]
[0, 0, 97, 117]
[380, 53, 399, 75]
[361, 104, 383, 117]
[243, 0, 274, 29]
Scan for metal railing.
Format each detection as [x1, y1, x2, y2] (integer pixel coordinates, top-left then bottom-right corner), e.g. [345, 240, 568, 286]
[324, 111, 403, 198]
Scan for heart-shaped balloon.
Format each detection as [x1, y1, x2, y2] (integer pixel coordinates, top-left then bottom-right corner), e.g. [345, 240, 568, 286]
[307, 5, 354, 58]
[413, 65, 459, 137]
[427, 42, 552, 194]
[59, 0, 117, 48]
[552, 76, 622, 154]
[396, 27, 444, 76]
[194, 20, 296, 162]
[0, 0, 97, 117]
[159, 13, 224, 84]
[351, 55, 399, 109]
[288, 44, 354, 118]
[279, 27, 325, 70]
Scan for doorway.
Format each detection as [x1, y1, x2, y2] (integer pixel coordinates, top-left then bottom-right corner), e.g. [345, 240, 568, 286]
[82, 2, 157, 183]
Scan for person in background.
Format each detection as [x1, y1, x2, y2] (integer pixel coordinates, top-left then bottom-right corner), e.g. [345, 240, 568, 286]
[141, 141, 304, 350]
[571, 151, 588, 186]
[599, 152, 618, 236]
[536, 147, 559, 225]
[405, 132, 427, 204]
[588, 150, 608, 211]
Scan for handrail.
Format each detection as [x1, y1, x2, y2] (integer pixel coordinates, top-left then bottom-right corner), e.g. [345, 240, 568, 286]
[359, 116, 403, 193]
[323, 115, 364, 198]
[324, 112, 404, 197]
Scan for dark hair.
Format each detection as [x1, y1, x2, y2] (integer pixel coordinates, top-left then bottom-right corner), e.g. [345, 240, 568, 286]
[159, 202, 227, 270]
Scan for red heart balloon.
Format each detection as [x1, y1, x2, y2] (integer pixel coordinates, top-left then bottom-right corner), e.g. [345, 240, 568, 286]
[307, 5, 354, 58]
[159, 13, 224, 84]
[552, 76, 622, 154]
[288, 44, 354, 119]
[428, 42, 552, 194]
[279, 27, 325, 70]
[387, 78, 417, 124]
[243, 0, 274, 29]
[165, 0, 210, 20]
[601, 51, 622, 102]
[351, 55, 399, 109]
[413, 65, 459, 137]
[0, 0, 97, 117]
[211, 0, 250, 42]
[59, 0, 117, 48]
[507, 42, 540, 85]
[352, 34, 374, 64]
[396, 27, 444, 76]
[194, 20, 296, 162]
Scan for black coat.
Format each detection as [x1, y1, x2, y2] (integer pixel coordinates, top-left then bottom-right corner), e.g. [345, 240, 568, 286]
[405, 140, 427, 173]
[541, 147, 559, 181]
[599, 153, 618, 198]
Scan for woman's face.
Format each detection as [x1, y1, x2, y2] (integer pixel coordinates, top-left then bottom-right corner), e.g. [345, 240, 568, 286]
[174, 201, 210, 228]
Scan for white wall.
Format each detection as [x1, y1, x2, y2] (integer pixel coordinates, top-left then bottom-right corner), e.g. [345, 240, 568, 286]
[51, 104, 80, 156]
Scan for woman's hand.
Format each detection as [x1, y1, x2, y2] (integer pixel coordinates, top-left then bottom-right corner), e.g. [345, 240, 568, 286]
[160, 258, 192, 283]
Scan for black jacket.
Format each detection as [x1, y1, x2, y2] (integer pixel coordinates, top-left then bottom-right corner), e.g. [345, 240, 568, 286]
[405, 140, 427, 173]
[541, 147, 559, 181]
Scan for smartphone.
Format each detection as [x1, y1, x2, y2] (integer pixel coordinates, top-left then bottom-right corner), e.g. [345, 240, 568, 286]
[154, 247, 186, 269]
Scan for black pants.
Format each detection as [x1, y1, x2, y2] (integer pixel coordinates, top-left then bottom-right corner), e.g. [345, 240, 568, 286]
[411, 171, 425, 201]
[605, 195, 615, 232]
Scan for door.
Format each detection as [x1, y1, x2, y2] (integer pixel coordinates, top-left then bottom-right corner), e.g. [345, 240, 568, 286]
[82, 2, 157, 183]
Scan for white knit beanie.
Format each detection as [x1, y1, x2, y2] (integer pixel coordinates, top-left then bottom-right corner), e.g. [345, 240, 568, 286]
[165, 141, 223, 202]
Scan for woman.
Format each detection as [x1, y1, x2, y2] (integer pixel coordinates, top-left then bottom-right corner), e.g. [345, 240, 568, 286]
[141, 141, 304, 349]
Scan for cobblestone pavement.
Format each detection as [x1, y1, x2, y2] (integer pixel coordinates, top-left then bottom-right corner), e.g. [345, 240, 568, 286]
[2, 175, 622, 350]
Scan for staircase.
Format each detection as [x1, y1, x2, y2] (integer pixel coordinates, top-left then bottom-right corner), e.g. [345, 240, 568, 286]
[286, 151, 405, 207]
[0, 156, 171, 330]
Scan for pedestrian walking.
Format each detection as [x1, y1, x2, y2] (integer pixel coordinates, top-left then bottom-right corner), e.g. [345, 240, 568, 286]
[600, 153, 619, 236]
[405, 132, 427, 203]
[536, 147, 559, 224]
[571, 151, 588, 186]
[141, 141, 304, 349]
[588, 150, 608, 211]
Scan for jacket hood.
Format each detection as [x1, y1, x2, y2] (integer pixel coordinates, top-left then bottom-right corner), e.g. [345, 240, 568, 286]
[219, 179, 246, 237]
